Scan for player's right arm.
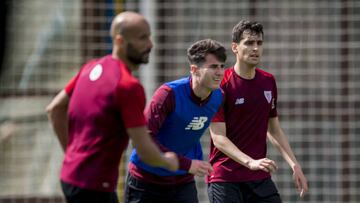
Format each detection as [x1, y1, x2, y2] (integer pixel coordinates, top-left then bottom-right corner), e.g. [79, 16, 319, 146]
[127, 126, 178, 171]
[210, 121, 277, 173]
[117, 81, 178, 172]
[46, 90, 69, 152]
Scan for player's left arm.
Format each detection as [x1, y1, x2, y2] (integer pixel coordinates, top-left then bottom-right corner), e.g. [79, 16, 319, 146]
[267, 117, 308, 197]
[146, 84, 196, 172]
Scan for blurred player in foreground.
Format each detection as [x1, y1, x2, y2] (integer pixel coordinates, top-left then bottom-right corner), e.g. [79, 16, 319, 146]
[207, 20, 308, 203]
[125, 39, 226, 203]
[46, 11, 178, 203]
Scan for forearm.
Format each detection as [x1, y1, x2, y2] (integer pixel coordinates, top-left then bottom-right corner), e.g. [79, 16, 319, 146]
[149, 134, 191, 171]
[136, 140, 166, 167]
[128, 126, 171, 168]
[267, 121, 300, 169]
[213, 135, 253, 167]
[211, 122, 277, 173]
[210, 123, 253, 168]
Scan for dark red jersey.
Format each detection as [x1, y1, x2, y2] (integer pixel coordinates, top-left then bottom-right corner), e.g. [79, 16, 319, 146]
[208, 67, 278, 183]
[62, 55, 146, 192]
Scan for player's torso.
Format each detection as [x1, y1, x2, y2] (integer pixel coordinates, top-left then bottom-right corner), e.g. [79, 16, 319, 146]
[63, 56, 131, 191]
[221, 68, 276, 154]
[158, 78, 223, 153]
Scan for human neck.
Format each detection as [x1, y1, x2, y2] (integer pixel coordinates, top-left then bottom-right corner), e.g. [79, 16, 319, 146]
[234, 62, 256, 79]
[191, 78, 211, 100]
[112, 50, 138, 72]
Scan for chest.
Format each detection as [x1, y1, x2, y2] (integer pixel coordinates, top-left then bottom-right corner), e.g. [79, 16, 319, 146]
[224, 77, 275, 114]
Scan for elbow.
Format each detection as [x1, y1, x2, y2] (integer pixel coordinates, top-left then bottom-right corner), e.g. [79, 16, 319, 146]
[45, 104, 53, 117]
[139, 153, 163, 167]
[212, 137, 225, 150]
[144, 157, 159, 166]
[45, 104, 51, 113]
[134, 146, 163, 167]
[45, 103, 58, 119]
[46, 101, 66, 118]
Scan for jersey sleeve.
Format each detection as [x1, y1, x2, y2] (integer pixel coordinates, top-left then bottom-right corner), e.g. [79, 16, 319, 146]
[145, 84, 192, 171]
[211, 89, 226, 122]
[145, 84, 175, 136]
[269, 76, 278, 118]
[64, 71, 81, 96]
[115, 81, 147, 128]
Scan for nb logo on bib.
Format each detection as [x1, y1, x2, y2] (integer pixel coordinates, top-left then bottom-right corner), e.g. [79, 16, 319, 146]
[185, 117, 208, 130]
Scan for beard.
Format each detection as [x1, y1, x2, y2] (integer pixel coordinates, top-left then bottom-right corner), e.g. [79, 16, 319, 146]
[126, 43, 151, 65]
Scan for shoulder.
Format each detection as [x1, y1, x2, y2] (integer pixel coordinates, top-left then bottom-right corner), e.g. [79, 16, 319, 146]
[115, 78, 146, 105]
[256, 68, 277, 90]
[165, 77, 189, 89]
[212, 88, 224, 98]
[256, 68, 275, 80]
[223, 67, 234, 80]
[148, 84, 175, 111]
[221, 67, 235, 86]
[153, 84, 174, 101]
[119, 78, 144, 93]
[114, 65, 144, 96]
[112, 61, 142, 91]
[211, 88, 225, 106]
[156, 84, 173, 94]
[85, 55, 110, 68]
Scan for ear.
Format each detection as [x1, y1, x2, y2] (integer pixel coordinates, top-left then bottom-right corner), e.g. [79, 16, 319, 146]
[231, 42, 238, 54]
[190, 64, 199, 75]
[115, 34, 124, 46]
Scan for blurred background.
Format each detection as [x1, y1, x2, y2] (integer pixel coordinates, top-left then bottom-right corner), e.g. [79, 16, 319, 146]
[0, 0, 359, 202]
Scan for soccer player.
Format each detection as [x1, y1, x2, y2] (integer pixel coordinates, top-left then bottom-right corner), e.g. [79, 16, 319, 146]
[207, 20, 309, 203]
[46, 11, 178, 203]
[124, 39, 227, 203]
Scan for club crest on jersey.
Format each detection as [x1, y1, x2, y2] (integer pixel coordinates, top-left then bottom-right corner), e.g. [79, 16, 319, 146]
[264, 91, 272, 103]
[89, 64, 103, 81]
[185, 116, 208, 130]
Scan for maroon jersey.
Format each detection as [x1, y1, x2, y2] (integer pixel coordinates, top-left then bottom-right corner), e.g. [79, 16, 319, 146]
[61, 55, 146, 192]
[208, 67, 278, 183]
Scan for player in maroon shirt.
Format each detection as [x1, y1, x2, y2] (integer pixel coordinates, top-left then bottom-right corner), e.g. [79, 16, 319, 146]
[207, 20, 308, 203]
[46, 11, 178, 203]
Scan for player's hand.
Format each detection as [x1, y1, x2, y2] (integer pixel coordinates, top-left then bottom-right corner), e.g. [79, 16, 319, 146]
[248, 158, 278, 173]
[189, 160, 213, 177]
[162, 152, 179, 171]
[292, 164, 308, 198]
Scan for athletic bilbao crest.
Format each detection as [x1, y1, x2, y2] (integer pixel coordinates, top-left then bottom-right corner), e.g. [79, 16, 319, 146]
[264, 91, 272, 103]
[89, 64, 103, 81]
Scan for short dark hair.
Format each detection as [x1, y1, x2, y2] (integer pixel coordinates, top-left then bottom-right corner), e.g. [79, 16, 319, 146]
[187, 39, 227, 66]
[232, 20, 264, 43]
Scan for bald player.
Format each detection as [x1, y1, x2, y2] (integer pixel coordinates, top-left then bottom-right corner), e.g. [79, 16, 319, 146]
[46, 11, 178, 203]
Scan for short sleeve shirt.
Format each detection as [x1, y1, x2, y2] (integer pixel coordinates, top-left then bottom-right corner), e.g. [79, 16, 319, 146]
[208, 67, 278, 183]
[61, 55, 146, 192]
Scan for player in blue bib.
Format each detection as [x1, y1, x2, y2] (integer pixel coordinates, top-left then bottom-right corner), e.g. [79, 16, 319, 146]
[125, 39, 227, 203]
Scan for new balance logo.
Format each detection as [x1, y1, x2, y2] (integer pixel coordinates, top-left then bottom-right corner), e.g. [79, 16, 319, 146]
[235, 98, 244, 105]
[185, 116, 208, 130]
